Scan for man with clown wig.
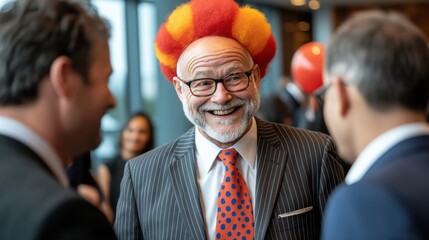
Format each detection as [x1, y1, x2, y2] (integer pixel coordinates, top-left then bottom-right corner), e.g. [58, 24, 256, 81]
[114, 0, 345, 239]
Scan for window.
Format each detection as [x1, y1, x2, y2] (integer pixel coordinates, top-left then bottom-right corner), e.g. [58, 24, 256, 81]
[138, 2, 158, 114]
[89, 1, 157, 164]
[91, 0, 127, 163]
[0, 0, 9, 8]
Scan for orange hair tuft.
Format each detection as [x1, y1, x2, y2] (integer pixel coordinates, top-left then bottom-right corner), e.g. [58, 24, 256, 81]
[154, 0, 276, 83]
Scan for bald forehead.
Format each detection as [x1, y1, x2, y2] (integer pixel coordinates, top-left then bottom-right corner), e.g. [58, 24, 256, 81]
[176, 36, 253, 78]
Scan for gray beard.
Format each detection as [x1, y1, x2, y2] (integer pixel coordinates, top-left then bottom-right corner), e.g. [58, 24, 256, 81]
[181, 94, 260, 143]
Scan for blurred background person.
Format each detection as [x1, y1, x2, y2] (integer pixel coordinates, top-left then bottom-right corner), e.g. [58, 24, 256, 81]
[290, 42, 329, 135]
[0, 0, 117, 239]
[321, 10, 429, 239]
[97, 111, 154, 219]
[258, 42, 329, 134]
[257, 85, 293, 125]
[67, 152, 115, 223]
[68, 152, 99, 192]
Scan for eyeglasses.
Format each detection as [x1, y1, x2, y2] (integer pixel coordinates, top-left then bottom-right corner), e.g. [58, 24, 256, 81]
[314, 80, 348, 106]
[314, 83, 331, 106]
[177, 67, 254, 97]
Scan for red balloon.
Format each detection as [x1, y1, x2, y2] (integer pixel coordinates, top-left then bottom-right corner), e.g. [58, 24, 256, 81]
[291, 42, 324, 94]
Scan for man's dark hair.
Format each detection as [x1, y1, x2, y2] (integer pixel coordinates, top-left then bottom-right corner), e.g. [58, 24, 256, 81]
[0, 0, 110, 105]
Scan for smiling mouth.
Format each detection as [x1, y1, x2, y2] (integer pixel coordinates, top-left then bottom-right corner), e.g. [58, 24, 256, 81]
[211, 107, 237, 116]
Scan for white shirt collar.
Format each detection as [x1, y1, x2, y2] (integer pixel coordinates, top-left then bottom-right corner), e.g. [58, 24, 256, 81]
[0, 116, 69, 187]
[346, 122, 429, 185]
[195, 117, 257, 173]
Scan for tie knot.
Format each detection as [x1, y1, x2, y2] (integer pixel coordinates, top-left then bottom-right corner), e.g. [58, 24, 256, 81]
[218, 148, 238, 166]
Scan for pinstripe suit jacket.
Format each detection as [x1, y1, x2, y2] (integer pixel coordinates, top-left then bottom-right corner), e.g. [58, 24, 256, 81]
[114, 119, 344, 240]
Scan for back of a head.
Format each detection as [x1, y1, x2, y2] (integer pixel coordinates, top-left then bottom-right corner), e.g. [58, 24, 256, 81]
[325, 10, 429, 112]
[0, 0, 110, 106]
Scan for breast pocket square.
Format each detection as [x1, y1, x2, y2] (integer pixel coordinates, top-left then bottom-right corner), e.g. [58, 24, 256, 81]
[278, 206, 313, 218]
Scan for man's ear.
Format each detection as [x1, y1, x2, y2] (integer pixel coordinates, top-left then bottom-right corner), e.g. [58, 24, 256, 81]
[252, 64, 261, 89]
[172, 76, 184, 101]
[49, 56, 75, 99]
[332, 76, 349, 117]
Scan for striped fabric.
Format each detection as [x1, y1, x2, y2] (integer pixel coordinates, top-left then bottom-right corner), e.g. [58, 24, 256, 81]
[114, 118, 345, 240]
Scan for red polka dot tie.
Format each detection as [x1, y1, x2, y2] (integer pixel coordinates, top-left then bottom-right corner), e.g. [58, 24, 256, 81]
[216, 148, 254, 240]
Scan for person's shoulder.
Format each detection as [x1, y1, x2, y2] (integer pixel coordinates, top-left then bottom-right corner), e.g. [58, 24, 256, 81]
[326, 180, 410, 225]
[0, 160, 113, 239]
[128, 127, 196, 167]
[323, 181, 413, 240]
[366, 138, 429, 184]
[37, 195, 116, 240]
[334, 179, 412, 208]
[372, 156, 429, 182]
[257, 118, 331, 143]
[1, 152, 69, 197]
[366, 152, 429, 203]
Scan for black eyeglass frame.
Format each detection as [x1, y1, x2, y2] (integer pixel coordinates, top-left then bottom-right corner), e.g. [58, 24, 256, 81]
[177, 66, 254, 97]
[314, 80, 348, 106]
[314, 83, 331, 106]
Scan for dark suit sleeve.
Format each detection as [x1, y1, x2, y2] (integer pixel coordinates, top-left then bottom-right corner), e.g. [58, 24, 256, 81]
[114, 161, 143, 240]
[37, 198, 116, 240]
[322, 183, 420, 240]
[318, 137, 345, 216]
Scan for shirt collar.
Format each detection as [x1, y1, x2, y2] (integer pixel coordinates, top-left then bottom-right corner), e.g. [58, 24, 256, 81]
[0, 116, 69, 187]
[195, 117, 258, 173]
[346, 122, 429, 185]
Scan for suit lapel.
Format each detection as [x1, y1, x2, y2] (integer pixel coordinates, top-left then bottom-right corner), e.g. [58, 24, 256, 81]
[167, 128, 207, 239]
[254, 119, 288, 240]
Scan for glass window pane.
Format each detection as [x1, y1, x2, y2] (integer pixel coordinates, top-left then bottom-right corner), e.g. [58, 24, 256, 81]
[138, 2, 158, 114]
[91, 0, 127, 162]
[0, 0, 11, 8]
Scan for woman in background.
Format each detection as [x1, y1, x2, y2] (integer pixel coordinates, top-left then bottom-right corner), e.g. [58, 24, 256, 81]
[97, 111, 154, 220]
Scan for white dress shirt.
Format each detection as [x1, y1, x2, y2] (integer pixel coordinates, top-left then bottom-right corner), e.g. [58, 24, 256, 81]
[195, 117, 257, 240]
[346, 122, 429, 185]
[0, 116, 69, 187]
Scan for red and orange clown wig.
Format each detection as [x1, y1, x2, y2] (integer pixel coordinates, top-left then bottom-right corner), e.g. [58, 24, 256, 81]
[154, 0, 277, 83]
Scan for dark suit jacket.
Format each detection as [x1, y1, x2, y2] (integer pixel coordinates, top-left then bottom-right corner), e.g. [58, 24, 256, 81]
[0, 135, 116, 240]
[114, 119, 345, 240]
[322, 135, 429, 240]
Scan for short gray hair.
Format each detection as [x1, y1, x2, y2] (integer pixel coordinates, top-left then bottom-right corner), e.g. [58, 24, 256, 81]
[325, 10, 429, 111]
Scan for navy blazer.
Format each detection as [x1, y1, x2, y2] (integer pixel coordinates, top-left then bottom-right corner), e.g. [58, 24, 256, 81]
[322, 135, 429, 240]
[115, 119, 345, 240]
[0, 135, 116, 240]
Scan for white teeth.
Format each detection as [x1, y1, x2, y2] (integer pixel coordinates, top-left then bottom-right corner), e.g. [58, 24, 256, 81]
[213, 108, 235, 115]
